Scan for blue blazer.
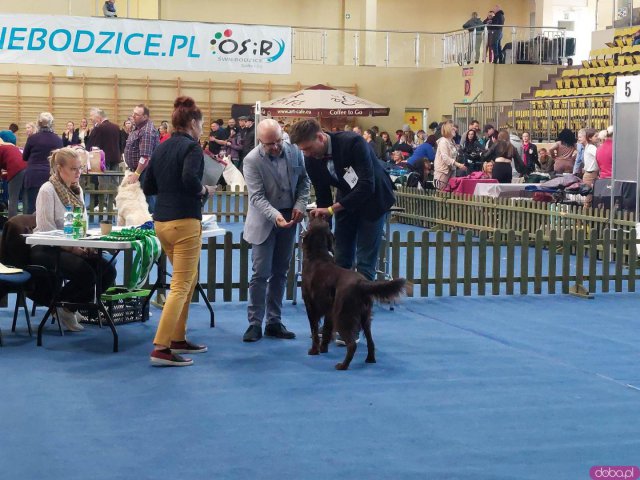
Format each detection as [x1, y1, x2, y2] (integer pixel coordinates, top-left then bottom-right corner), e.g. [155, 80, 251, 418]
[305, 131, 395, 221]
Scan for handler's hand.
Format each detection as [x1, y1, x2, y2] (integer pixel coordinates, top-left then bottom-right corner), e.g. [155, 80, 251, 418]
[310, 208, 331, 219]
[125, 173, 139, 184]
[291, 209, 304, 224]
[275, 215, 294, 228]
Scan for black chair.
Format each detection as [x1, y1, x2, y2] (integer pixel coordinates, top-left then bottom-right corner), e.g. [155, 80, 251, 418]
[0, 271, 32, 345]
[0, 215, 59, 343]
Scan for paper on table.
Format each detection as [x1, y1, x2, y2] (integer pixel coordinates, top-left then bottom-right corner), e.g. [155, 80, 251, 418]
[26, 230, 66, 237]
[0, 262, 23, 274]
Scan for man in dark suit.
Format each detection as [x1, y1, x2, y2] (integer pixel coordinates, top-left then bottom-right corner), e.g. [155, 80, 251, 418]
[521, 132, 538, 174]
[86, 107, 122, 212]
[239, 116, 255, 171]
[290, 118, 395, 284]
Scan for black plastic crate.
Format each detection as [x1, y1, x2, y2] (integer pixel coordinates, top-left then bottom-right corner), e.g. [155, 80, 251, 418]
[79, 287, 150, 325]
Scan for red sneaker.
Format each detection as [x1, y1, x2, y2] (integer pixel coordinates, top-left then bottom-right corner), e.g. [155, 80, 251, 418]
[170, 340, 208, 354]
[150, 348, 193, 367]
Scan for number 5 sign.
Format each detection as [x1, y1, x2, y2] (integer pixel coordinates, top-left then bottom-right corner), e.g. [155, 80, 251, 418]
[616, 76, 640, 103]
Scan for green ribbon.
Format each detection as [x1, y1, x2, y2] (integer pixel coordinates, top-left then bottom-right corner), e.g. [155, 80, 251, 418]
[101, 228, 161, 290]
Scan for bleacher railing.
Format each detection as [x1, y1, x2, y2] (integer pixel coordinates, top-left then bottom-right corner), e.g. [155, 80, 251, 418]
[290, 25, 567, 68]
[442, 25, 568, 66]
[292, 27, 442, 68]
[454, 95, 614, 142]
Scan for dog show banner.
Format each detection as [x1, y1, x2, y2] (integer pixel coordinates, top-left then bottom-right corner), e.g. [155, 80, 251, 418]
[0, 14, 291, 74]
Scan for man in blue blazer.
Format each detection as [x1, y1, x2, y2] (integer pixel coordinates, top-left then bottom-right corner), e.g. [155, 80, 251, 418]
[242, 119, 310, 343]
[290, 119, 395, 283]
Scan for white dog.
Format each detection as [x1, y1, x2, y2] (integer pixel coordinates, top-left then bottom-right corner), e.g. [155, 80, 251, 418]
[221, 155, 246, 191]
[115, 171, 153, 226]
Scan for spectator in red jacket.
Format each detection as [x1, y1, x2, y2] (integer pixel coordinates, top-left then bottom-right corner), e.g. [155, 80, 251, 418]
[0, 137, 27, 217]
[596, 126, 613, 179]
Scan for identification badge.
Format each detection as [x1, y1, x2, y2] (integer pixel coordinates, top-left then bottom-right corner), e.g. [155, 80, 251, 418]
[343, 167, 358, 189]
[529, 149, 533, 155]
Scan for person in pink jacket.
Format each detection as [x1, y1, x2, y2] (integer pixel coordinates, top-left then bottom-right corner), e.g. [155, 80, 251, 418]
[596, 126, 613, 179]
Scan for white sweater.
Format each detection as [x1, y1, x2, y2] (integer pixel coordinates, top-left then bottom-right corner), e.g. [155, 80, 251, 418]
[34, 182, 85, 233]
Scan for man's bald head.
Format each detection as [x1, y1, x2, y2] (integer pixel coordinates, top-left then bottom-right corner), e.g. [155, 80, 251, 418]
[257, 118, 281, 137]
[258, 118, 283, 156]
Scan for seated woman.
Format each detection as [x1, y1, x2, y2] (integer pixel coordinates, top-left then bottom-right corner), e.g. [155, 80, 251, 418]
[390, 150, 408, 168]
[30, 147, 117, 332]
[444, 160, 494, 193]
[481, 160, 494, 178]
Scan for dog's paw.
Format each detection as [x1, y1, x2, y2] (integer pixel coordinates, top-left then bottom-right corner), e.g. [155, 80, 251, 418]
[308, 346, 319, 356]
[319, 344, 329, 354]
[365, 356, 376, 364]
[335, 362, 348, 371]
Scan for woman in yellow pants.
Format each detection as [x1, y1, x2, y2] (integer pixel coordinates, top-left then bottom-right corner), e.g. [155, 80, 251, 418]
[143, 96, 216, 367]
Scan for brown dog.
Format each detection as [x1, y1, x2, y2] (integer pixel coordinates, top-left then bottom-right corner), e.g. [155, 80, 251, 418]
[301, 218, 407, 370]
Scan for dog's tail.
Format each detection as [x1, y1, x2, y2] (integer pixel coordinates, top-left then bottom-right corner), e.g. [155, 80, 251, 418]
[358, 278, 407, 301]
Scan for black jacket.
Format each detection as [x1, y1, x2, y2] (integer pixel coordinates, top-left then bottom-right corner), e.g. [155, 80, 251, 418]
[240, 125, 255, 161]
[522, 142, 539, 173]
[304, 131, 395, 221]
[143, 132, 205, 222]
[62, 128, 80, 146]
[483, 140, 526, 175]
[86, 120, 122, 168]
[492, 10, 505, 31]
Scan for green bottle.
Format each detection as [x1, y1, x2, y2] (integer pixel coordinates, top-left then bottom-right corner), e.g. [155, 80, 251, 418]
[72, 206, 83, 239]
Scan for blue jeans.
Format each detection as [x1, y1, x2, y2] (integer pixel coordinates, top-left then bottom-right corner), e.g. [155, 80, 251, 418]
[492, 31, 503, 63]
[334, 210, 386, 281]
[247, 209, 297, 326]
[139, 169, 155, 214]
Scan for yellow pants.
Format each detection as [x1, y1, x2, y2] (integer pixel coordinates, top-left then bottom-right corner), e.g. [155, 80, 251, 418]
[153, 218, 202, 347]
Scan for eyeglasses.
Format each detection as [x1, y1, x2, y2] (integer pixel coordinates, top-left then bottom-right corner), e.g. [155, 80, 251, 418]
[261, 139, 283, 148]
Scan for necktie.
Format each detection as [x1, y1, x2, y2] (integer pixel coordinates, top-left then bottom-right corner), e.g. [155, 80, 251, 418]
[325, 154, 339, 181]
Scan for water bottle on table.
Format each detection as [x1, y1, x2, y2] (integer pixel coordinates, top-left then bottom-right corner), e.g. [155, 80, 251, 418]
[63, 205, 74, 238]
[72, 206, 84, 239]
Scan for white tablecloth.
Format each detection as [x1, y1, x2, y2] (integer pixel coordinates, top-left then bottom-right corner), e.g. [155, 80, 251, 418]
[473, 183, 532, 198]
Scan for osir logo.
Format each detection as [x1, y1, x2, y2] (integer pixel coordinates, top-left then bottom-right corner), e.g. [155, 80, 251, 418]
[209, 28, 285, 63]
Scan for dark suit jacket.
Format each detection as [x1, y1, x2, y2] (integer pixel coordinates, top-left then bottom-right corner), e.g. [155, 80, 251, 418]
[240, 125, 255, 162]
[522, 143, 538, 173]
[86, 120, 122, 168]
[305, 131, 395, 221]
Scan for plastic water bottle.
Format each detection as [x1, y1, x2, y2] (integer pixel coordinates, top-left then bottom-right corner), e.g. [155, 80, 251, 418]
[63, 205, 74, 238]
[72, 206, 83, 239]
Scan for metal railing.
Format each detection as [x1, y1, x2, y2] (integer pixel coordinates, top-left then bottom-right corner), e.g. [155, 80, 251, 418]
[443, 25, 568, 66]
[291, 27, 442, 68]
[454, 95, 614, 142]
[290, 25, 568, 69]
